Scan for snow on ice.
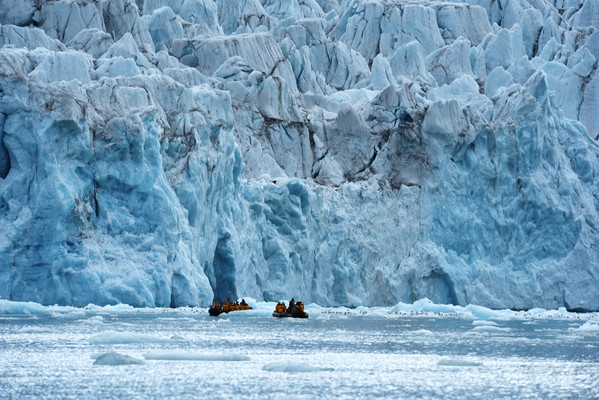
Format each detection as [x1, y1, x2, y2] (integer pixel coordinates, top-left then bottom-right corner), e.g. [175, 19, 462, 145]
[0, 0, 598, 311]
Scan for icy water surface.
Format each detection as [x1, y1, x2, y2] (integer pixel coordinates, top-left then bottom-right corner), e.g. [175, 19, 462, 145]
[0, 303, 598, 399]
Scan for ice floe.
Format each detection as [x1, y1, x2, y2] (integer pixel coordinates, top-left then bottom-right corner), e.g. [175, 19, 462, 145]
[143, 352, 250, 361]
[262, 361, 334, 373]
[89, 330, 175, 344]
[93, 352, 145, 366]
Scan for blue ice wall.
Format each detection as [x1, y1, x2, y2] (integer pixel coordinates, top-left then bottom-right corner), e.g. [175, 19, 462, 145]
[0, 0, 598, 310]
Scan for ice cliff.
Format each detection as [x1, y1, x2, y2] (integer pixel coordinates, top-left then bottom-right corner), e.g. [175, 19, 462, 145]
[0, 0, 598, 310]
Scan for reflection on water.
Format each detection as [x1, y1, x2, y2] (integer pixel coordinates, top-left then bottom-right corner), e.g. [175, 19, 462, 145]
[0, 306, 598, 399]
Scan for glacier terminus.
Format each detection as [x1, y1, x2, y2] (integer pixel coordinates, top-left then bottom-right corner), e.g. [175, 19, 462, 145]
[0, 0, 598, 311]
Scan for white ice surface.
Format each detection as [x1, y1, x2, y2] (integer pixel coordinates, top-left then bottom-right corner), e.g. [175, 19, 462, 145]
[144, 352, 250, 361]
[437, 359, 483, 367]
[93, 352, 145, 366]
[569, 321, 599, 334]
[472, 326, 511, 333]
[0, 300, 52, 316]
[262, 361, 334, 373]
[89, 330, 175, 344]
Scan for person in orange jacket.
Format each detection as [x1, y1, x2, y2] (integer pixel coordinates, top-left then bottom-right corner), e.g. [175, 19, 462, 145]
[276, 302, 286, 313]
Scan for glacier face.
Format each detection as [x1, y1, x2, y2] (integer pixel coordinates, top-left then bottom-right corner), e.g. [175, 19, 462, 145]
[0, 0, 598, 310]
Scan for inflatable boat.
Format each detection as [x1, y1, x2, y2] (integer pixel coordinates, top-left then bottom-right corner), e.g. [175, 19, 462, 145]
[209, 307, 226, 317]
[209, 300, 252, 317]
[272, 308, 309, 319]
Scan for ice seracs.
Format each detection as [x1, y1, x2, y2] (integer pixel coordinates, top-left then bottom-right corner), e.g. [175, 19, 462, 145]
[0, 0, 598, 311]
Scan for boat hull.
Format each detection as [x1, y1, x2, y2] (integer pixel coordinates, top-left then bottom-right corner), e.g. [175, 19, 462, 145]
[209, 307, 226, 316]
[209, 306, 252, 316]
[272, 310, 309, 319]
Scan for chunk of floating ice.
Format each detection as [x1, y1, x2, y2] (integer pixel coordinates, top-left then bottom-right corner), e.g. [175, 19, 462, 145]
[473, 325, 511, 332]
[53, 310, 87, 319]
[143, 352, 250, 361]
[84, 304, 135, 312]
[392, 298, 457, 314]
[17, 327, 53, 334]
[464, 304, 513, 320]
[93, 352, 144, 365]
[89, 330, 173, 344]
[437, 359, 482, 367]
[569, 321, 599, 333]
[81, 316, 105, 325]
[412, 329, 433, 335]
[262, 362, 334, 373]
[472, 320, 499, 326]
[0, 300, 51, 316]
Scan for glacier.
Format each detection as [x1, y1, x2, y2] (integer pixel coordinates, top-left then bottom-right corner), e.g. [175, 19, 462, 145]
[0, 0, 598, 311]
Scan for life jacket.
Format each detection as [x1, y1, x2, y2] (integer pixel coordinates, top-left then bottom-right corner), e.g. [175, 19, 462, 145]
[223, 302, 230, 312]
[214, 301, 221, 309]
[297, 302, 304, 312]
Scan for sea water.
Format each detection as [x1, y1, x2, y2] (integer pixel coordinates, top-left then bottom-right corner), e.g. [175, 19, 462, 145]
[0, 303, 598, 399]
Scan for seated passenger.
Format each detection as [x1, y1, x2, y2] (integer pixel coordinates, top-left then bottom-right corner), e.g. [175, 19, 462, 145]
[214, 301, 221, 309]
[241, 299, 249, 310]
[297, 302, 304, 312]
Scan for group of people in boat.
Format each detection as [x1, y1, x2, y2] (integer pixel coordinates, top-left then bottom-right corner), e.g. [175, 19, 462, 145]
[212, 298, 250, 312]
[211, 297, 306, 314]
[275, 298, 304, 313]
